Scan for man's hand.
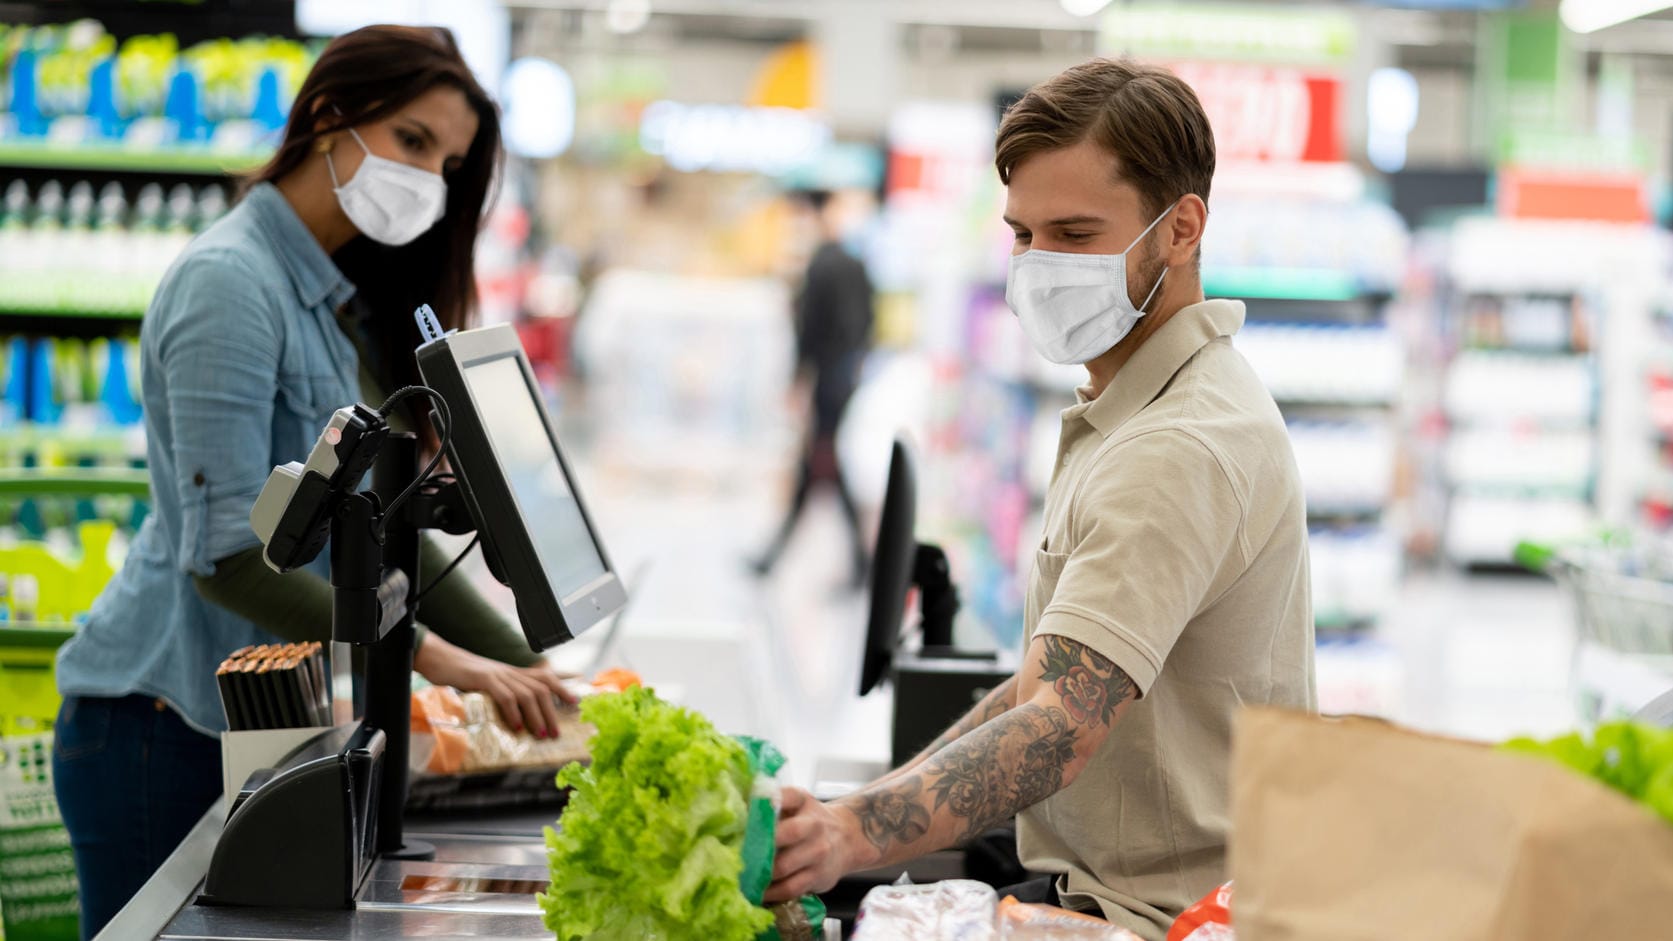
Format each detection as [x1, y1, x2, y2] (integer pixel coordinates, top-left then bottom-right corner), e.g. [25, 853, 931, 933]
[766, 634, 1137, 900]
[765, 787, 872, 903]
[413, 634, 577, 738]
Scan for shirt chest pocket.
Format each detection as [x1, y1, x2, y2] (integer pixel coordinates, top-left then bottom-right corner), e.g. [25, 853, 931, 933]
[275, 310, 355, 422]
[1025, 547, 1071, 641]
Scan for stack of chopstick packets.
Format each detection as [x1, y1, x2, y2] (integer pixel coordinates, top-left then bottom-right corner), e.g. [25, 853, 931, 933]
[217, 643, 332, 730]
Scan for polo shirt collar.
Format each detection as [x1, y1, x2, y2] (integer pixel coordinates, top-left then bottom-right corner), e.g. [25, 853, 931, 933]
[1069, 298, 1246, 438]
[243, 182, 357, 311]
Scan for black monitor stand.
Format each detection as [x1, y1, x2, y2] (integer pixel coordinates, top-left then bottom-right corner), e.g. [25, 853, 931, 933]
[202, 432, 477, 908]
[889, 543, 1007, 767]
[912, 542, 991, 661]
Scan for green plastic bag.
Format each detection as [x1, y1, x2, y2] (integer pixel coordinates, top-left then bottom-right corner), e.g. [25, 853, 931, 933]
[735, 736, 826, 941]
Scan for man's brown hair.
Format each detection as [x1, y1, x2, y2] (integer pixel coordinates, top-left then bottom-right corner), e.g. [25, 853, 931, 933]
[996, 58, 1216, 219]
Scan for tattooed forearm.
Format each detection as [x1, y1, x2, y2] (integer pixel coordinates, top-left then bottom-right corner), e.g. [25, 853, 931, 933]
[849, 777, 932, 849]
[924, 703, 1076, 839]
[840, 638, 1136, 867]
[1038, 635, 1135, 726]
[912, 675, 1018, 763]
[847, 703, 1078, 854]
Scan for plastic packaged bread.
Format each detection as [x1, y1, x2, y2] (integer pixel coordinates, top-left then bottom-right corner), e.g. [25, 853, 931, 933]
[409, 686, 591, 775]
[853, 880, 998, 940]
[996, 895, 1145, 939]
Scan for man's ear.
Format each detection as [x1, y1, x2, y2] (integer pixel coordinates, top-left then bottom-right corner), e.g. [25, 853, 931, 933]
[1166, 194, 1207, 268]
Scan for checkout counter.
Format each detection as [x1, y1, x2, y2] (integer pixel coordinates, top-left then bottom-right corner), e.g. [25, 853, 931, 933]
[102, 321, 1000, 939]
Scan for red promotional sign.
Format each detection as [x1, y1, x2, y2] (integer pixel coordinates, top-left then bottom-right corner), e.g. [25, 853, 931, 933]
[1169, 62, 1342, 163]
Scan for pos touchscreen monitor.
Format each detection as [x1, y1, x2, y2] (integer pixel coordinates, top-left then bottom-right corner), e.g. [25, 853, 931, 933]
[416, 324, 625, 651]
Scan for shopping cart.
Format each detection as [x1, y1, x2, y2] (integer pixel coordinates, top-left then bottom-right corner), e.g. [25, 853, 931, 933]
[1522, 538, 1673, 724]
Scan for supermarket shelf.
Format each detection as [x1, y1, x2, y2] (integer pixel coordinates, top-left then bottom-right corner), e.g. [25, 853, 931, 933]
[1308, 505, 1385, 522]
[1457, 345, 1588, 357]
[1444, 415, 1597, 432]
[0, 140, 270, 176]
[1276, 397, 1397, 412]
[0, 309, 145, 338]
[0, 424, 143, 452]
[1314, 615, 1377, 633]
[0, 623, 78, 650]
[1461, 287, 1581, 300]
[0, 304, 145, 320]
[0, 468, 150, 497]
[1206, 267, 1387, 304]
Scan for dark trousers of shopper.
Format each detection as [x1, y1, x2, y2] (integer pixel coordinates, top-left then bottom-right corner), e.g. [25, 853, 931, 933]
[757, 371, 868, 583]
[52, 694, 222, 940]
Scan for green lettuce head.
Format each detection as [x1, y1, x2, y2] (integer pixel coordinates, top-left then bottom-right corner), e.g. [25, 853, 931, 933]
[539, 686, 777, 941]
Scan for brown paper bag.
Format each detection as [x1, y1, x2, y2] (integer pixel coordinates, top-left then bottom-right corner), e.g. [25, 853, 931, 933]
[1229, 708, 1673, 941]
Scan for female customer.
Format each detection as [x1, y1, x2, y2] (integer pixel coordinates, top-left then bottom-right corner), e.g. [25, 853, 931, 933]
[53, 26, 567, 937]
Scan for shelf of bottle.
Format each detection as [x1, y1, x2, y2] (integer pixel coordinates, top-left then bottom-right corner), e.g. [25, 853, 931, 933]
[0, 304, 146, 321]
[0, 140, 270, 175]
[0, 468, 150, 497]
[1204, 266, 1391, 303]
[0, 622, 79, 649]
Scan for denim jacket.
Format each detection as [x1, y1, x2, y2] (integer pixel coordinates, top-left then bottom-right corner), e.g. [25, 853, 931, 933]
[56, 183, 360, 735]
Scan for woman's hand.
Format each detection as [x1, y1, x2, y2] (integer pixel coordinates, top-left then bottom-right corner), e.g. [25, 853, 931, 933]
[413, 634, 577, 738]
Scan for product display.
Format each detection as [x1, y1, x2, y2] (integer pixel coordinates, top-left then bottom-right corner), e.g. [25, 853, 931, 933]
[0, 20, 308, 170]
[0, 178, 228, 315]
[5, 4, 1673, 939]
[1234, 324, 1401, 406]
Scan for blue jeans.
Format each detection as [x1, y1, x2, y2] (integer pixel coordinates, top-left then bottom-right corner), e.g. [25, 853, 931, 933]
[52, 695, 221, 940]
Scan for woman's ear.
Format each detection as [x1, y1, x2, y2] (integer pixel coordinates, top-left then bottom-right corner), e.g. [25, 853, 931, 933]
[306, 96, 339, 134]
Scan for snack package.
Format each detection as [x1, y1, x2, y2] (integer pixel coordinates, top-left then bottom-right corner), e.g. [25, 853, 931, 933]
[1166, 882, 1234, 941]
[408, 685, 590, 776]
[998, 895, 1145, 939]
[853, 879, 999, 940]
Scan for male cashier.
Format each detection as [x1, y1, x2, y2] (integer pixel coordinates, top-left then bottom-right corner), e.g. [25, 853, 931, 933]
[766, 58, 1316, 940]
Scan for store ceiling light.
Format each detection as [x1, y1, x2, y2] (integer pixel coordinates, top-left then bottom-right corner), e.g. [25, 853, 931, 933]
[502, 57, 576, 159]
[1060, 0, 1114, 17]
[1559, 0, 1673, 33]
[606, 0, 652, 35]
[1367, 67, 1419, 174]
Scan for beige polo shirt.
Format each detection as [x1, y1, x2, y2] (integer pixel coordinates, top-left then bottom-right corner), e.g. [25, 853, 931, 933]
[1017, 298, 1316, 941]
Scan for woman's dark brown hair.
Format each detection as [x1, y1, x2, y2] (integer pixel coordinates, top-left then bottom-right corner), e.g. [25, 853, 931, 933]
[245, 25, 502, 441]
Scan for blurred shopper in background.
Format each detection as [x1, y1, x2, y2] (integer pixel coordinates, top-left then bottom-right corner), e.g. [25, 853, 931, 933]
[752, 189, 875, 586]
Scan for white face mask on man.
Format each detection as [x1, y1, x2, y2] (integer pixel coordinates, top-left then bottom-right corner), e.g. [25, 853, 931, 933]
[1005, 200, 1178, 366]
[326, 126, 448, 247]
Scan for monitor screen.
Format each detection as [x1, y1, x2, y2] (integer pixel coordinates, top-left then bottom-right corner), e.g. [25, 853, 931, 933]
[461, 356, 608, 603]
[862, 438, 916, 696]
[416, 323, 625, 651]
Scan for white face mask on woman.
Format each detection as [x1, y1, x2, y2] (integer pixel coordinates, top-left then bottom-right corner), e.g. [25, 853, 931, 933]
[326, 126, 448, 247]
[1005, 200, 1177, 365]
